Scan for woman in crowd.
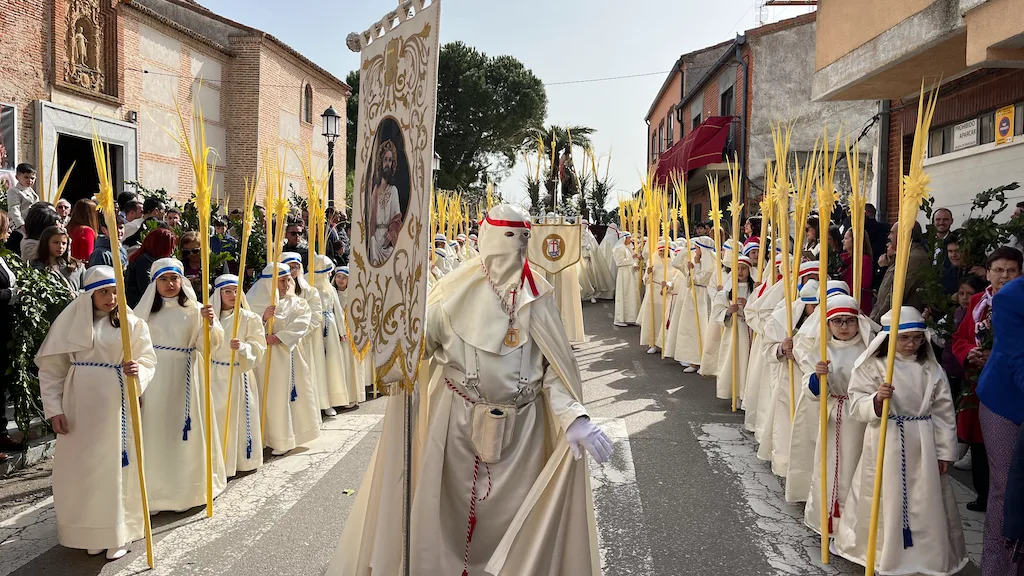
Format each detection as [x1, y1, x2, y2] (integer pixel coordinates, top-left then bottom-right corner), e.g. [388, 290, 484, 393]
[32, 225, 86, 292]
[210, 273, 266, 477]
[126, 228, 176, 308]
[805, 217, 821, 258]
[179, 231, 205, 295]
[66, 199, 99, 262]
[35, 265, 157, 560]
[839, 228, 874, 314]
[835, 307, 967, 576]
[135, 257, 226, 513]
[20, 201, 60, 261]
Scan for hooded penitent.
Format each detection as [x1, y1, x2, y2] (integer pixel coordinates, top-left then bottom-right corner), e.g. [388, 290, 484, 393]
[246, 263, 321, 452]
[36, 265, 158, 550]
[135, 257, 228, 512]
[327, 204, 606, 576]
[834, 307, 967, 576]
[210, 273, 266, 476]
[612, 232, 640, 325]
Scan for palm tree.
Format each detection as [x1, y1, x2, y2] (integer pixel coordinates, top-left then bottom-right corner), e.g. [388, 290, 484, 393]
[521, 125, 595, 212]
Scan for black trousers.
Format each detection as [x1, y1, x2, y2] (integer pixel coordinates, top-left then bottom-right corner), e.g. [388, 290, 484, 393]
[973, 442, 990, 503]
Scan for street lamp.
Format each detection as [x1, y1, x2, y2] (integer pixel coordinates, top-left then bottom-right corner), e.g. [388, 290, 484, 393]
[321, 105, 341, 207]
[432, 151, 441, 189]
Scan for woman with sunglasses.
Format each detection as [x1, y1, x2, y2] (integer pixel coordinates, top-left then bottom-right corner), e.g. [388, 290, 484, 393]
[793, 294, 875, 539]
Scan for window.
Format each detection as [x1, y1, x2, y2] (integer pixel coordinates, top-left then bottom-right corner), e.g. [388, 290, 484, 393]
[652, 133, 658, 163]
[658, 122, 665, 154]
[927, 106, 1024, 158]
[691, 99, 702, 131]
[303, 84, 313, 123]
[980, 112, 995, 144]
[692, 112, 702, 131]
[720, 86, 735, 117]
[666, 111, 675, 147]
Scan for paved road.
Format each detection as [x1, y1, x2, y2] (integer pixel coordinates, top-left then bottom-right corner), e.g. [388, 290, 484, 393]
[0, 300, 984, 575]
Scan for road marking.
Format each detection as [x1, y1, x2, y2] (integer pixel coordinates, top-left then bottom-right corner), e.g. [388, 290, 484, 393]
[696, 423, 982, 575]
[0, 414, 382, 576]
[590, 417, 655, 576]
[666, 385, 685, 395]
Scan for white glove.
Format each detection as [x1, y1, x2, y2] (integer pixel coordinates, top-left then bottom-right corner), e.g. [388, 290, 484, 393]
[565, 416, 613, 464]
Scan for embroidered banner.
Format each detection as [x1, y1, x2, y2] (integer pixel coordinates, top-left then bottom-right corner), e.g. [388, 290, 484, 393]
[527, 223, 581, 275]
[346, 0, 440, 390]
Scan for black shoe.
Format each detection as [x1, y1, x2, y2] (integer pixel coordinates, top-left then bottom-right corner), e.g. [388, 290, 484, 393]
[967, 499, 987, 512]
[0, 435, 23, 452]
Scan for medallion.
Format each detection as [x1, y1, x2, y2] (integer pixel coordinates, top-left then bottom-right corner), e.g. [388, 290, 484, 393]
[503, 327, 519, 348]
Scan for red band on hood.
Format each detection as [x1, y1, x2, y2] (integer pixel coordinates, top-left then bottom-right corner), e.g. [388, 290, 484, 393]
[485, 215, 531, 228]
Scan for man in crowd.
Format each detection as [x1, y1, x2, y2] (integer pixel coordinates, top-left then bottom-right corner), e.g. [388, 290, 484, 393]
[88, 214, 128, 270]
[55, 198, 71, 226]
[282, 219, 308, 268]
[933, 207, 955, 266]
[165, 208, 182, 230]
[871, 220, 931, 323]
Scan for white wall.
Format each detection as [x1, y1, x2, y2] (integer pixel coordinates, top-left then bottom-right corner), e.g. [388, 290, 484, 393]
[923, 139, 1024, 225]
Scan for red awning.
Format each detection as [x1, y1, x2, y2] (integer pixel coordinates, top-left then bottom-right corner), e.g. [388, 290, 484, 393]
[655, 116, 734, 185]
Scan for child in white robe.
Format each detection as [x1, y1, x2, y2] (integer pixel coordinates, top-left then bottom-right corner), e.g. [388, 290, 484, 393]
[612, 233, 640, 327]
[712, 255, 754, 402]
[834, 307, 967, 575]
[282, 252, 331, 417]
[742, 253, 784, 433]
[793, 294, 873, 536]
[247, 263, 321, 454]
[135, 258, 227, 513]
[313, 255, 360, 408]
[697, 237, 724, 377]
[211, 274, 266, 477]
[36, 266, 157, 560]
[637, 240, 671, 353]
[331, 266, 366, 405]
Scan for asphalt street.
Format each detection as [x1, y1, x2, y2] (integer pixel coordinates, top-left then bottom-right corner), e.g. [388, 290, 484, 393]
[0, 300, 984, 575]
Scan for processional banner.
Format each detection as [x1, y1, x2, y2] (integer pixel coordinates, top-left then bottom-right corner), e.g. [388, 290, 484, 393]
[346, 0, 440, 389]
[527, 223, 582, 274]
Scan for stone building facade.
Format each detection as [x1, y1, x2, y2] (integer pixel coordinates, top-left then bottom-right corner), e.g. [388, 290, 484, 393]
[0, 0, 349, 207]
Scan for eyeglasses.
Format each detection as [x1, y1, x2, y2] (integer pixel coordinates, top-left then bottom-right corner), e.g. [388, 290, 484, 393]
[896, 333, 926, 345]
[182, 248, 201, 256]
[828, 317, 857, 327]
[988, 266, 1020, 277]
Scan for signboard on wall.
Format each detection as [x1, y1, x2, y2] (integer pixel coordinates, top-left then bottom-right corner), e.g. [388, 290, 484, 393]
[0, 104, 16, 171]
[996, 105, 1015, 146]
[953, 118, 978, 152]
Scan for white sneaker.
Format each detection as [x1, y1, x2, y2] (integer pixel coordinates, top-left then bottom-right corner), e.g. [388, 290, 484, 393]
[590, 298, 597, 304]
[87, 549, 104, 556]
[271, 448, 289, 456]
[679, 361, 689, 368]
[683, 365, 699, 373]
[953, 450, 973, 471]
[646, 347, 659, 354]
[614, 322, 628, 327]
[105, 547, 129, 561]
[323, 408, 337, 417]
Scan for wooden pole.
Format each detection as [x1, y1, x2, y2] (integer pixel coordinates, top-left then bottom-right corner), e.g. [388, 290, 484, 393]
[727, 157, 743, 412]
[92, 131, 155, 569]
[847, 139, 869, 311]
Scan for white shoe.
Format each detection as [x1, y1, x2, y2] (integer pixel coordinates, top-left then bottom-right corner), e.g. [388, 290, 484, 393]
[323, 408, 337, 417]
[683, 365, 699, 373]
[590, 298, 597, 304]
[271, 448, 289, 456]
[679, 361, 690, 368]
[614, 322, 628, 327]
[87, 549, 104, 556]
[646, 347, 659, 354]
[954, 450, 973, 471]
[106, 547, 129, 561]
[957, 443, 970, 460]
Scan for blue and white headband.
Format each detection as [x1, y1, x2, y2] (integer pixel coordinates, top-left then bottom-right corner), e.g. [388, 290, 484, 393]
[881, 322, 927, 332]
[338, 266, 349, 277]
[82, 276, 116, 292]
[151, 265, 184, 283]
[213, 277, 238, 289]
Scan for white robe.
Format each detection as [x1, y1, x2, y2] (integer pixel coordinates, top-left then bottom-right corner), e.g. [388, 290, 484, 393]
[212, 309, 266, 477]
[834, 354, 967, 576]
[596, 227, 620, 299]
[637, 254, 671, 348]
[328, 259, 599, 576]
[38, 315, 157, 550]
[746, 280, 784, 440]
[697, 265, 723, 377]
[369, 183, 401, 266]
[711, 283, 751, 401]
[758, 300, 811, 476]
[336, 287, 369, 403]
[793, 334, 866, 536]
[250, 294, 322, 451]
[315, 282, 361, 407]
[547, 265, 585, 344]
[666, 251, 712, 365]
[298, 282, 331, 411]
[578, 229, 599, 301]
[613, 244, 640, 324]
[142, 300, 228, 512]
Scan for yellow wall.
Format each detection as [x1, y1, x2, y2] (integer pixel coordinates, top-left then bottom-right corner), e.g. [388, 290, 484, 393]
[815, 0, 935, 71]
[965, 0, 1024, 66]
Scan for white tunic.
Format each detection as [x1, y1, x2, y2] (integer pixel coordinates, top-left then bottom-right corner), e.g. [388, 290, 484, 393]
[637, 253, 671, 348]
[697, 264, 723, 377]
[336, 287, 369, 402]
[711, 283, 751, 401]
[547, 265, 585, 344]
[38, 315, 157, 550]
[578, 228, 599, 300]
[142, 299, 227, 512]
[298, 282, 331, 410]
[613, 244, 640, 324]
[211, 309, 266, 476]
[793, 335, 866, 536]
[758, 300, 811, 476]
[834, 354, 967, 576]
[315, 282, 361, 406]
[746, 280, 784, 440]
[369, 184, 401, 266]
[596, 227, 620, 298]
[251, 294, 322, 451]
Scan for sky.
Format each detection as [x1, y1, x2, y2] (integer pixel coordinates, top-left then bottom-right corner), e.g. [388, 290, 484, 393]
[199, 0, 812, 208]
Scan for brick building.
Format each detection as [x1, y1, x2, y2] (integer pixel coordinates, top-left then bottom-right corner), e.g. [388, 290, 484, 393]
[813, 0, 1024, 223]
[0, 0, 350, 207]
[645, 12, 876, 227]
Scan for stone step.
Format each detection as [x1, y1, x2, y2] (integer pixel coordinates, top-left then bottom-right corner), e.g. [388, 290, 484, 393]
[3, 404, 54, 477]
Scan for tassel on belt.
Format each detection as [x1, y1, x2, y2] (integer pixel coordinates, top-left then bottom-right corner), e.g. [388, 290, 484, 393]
[212, 359, 253, 458]
[888, 413, 932, 549]
[154, 345, 196, 441]
[828, 394, 848, 534]
[71, 362, 128, 467]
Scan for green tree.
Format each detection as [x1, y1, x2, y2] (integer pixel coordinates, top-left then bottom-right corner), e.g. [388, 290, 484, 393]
[345, 70, 360, 173]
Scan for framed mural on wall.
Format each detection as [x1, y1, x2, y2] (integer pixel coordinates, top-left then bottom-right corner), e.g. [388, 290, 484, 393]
[0, 103, 16, 171]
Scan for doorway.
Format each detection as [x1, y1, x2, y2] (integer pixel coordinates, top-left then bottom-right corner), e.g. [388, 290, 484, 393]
[56, 134, 120, 206]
